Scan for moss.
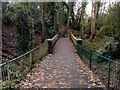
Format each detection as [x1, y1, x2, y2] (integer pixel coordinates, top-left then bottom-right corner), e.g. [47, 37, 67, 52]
[1, 38, 49, 89]
[83, 36, 115, 51]
[0, 60, 42, 89]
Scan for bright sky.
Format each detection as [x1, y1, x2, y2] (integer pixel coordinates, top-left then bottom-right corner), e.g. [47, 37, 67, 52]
[7, 0, 119, 17]
[75, 0, 118, 16]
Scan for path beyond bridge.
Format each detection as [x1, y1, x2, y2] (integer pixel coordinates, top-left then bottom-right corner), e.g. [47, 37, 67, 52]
[19, 38, 105, 88]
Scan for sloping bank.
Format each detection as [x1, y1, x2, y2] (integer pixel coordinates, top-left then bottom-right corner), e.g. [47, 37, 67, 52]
[70, 34, 120, 89]
[0, 34, 58, 89]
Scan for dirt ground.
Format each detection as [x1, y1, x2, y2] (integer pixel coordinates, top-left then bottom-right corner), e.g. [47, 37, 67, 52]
[2, 25, 41, 59]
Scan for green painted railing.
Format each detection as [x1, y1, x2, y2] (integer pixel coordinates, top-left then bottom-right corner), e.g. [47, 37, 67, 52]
[70, 34, 120, 89]
[77, 42, 120, 89]
[0, 40, 49, 89]
[0, 33, 59, 89]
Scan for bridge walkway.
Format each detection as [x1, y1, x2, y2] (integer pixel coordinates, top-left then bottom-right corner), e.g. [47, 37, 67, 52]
[19, 38, 104, 88]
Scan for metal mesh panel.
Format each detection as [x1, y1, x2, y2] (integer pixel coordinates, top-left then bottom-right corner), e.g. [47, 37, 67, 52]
[77, 43, 120, 89]
[110, 61, 120, 89]
[0, 40, 49, 89]
[91, 54, 109, 87]
[1, 52, 30, 88]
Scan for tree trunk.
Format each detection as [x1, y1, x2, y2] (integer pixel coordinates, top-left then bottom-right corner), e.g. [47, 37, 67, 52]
[81, 2, 87, 38]
[102, 0, 106, 15]
[89, 1, 96, 42]
[29, 2, 34, 49]
[40, 2, 45, 42]
[67, 2, 73, 29]
[96, 2, 101, 19]
[57, 3, 60, 28]
[53, 3, 57, 34]
[0, 1, 2, 82]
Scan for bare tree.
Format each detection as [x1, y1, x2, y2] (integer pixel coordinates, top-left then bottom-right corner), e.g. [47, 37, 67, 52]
[81, 2, 87, 38]
[67, 2, 72, 28]
[0, 1, 2, 83]
[99, 0, 106, 15]
[89, 1, 97, 42]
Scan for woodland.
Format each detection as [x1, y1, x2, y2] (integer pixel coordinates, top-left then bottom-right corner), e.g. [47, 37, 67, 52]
[2, 1, 120, 60]
[1, 0, 120, 89]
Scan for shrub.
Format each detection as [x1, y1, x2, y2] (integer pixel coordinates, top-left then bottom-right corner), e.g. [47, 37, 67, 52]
[9, 3, 34, 55]
[96, 25, 111, 38]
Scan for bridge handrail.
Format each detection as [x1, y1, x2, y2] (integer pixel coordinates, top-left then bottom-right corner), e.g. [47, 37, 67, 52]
[70, 34, 83, 46]
[0, 40, 47, 67]
[72, 34, 120, 89]
[0, 34, 58, 89]
[47, 34, 58, 53]
[77, 43, 120, 64]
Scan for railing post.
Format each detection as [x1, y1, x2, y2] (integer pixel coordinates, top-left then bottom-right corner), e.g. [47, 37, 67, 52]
[108, 56, 111, 88]
[0, 62, 2, 89]
[47, 39, 53, 54]
[89, 50, 92, 69]
[7, 59, 10, 87]
[30, 52, 33, 66]
[77, 40, 82, 45]
[50, 41, 53, 53]
[80, 45, 83, 60]
[0, 1, 2, 88]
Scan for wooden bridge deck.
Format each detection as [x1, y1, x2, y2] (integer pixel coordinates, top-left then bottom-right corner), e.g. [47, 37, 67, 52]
[19, 38, 105, 88]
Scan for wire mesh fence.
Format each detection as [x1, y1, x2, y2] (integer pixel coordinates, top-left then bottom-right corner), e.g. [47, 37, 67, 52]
[0, 40, 48, 89]
[77, 43, 120, 89]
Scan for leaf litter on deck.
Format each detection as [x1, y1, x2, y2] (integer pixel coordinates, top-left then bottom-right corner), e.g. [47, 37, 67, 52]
[18, 38, 105, 88]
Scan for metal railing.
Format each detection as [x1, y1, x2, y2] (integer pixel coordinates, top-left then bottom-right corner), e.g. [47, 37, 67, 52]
[70, 34, 120, 89]
[0, 40, 49, 89]
[77, 43, 120, 89]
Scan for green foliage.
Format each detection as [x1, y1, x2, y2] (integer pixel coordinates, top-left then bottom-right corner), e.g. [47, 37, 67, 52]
[48, 29, 56, 38]
[68, 2, 79, 30]
[2, 3, 13, 25]
[8, 2, 34, 55]
[83, 36, 114, 51]
[107, 4, 120, 41]
[71, 18, 81, 30]
[3, 2, 69, 55]
[43, 2, 61, 38]
[1, 64, 30, 89]
[98, 3, 120, 41]
[96, 14, 107, 30]
[96, 25, 111, 38]
[84, 18, 91, 34]
[83, 3, 120, 60]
